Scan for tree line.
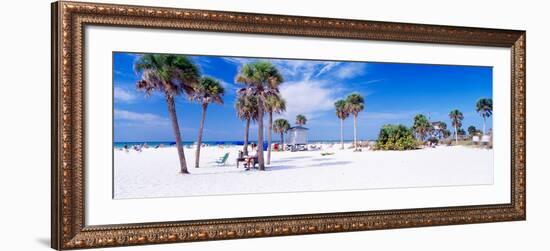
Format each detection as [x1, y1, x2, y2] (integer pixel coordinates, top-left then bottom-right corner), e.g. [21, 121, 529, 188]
[376, 98, 493, 150]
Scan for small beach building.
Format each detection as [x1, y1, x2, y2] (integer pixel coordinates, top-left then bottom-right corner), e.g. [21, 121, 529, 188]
[286, 126, 309, 146]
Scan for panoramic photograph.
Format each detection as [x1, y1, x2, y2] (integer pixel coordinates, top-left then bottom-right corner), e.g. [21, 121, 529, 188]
[113, 52, 494, 199]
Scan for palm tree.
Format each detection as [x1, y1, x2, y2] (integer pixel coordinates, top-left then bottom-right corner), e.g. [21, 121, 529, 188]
[265, 95, 286, 164]
[235, 61, 284, 170]
[412, 114, 431, 141]
[235, 95, 258, 156]
[190, 76, 225, 168]
[135, 54, 200, 174]
[273, 118, 290, 151]
[345, 93, 365, 150]
[476, 98, 493, 135]
[442, 129, 451, 139]
[295, 114, 307, 126]
[467, 125, 478, 136]
[449, 109, 464, 144]
[433, 121, 447, 139]
[334, 100, 350, 149]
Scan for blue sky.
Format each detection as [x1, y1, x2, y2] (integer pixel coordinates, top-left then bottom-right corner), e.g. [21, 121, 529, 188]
[113, 52, 492, 142]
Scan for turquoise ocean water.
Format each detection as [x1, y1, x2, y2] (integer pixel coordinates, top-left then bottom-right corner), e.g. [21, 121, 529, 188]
[113, 140, 360, 149]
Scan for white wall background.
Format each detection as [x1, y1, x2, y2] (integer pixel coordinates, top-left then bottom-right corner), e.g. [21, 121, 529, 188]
[0, 0, 547, 250]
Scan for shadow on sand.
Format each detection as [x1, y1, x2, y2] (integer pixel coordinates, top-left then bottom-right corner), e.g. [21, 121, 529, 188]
[309, 157, 336, 162]
[270, 155, 311, 163]
[267, 161, 352, 171]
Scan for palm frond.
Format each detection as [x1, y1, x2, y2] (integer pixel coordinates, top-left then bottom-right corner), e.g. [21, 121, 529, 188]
[134, 53, 200, 98]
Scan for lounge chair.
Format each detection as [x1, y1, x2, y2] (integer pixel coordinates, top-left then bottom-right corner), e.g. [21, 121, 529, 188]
[216, 153, 230, 166]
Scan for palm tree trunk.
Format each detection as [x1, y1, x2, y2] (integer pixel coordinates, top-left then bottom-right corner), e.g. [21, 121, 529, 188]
[243, 119, 250, 156]
[267, 112, 273, 164]
[194, 103, 207, 168]
[483, 116, 486, 135]
[455, 126, 458, 145]
[257, 100, 265, 170]
[280, 132, 284, 151]
[353, 115, 358, 150]
[340, 119, 344, 149]
[166, 95, 188, 174]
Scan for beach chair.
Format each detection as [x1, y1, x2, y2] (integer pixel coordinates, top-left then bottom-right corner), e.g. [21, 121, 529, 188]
[247, 156, 259, 169]
[216, 153, 230, 166]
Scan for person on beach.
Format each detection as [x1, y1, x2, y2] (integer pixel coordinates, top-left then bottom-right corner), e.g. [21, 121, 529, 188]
[245, 149, 258, 171]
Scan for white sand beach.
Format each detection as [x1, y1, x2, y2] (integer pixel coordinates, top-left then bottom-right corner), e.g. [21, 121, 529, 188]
[114, 144, 493, 199]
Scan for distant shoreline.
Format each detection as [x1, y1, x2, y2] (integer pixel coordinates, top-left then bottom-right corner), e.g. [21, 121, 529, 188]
[113, 140, 375, 148]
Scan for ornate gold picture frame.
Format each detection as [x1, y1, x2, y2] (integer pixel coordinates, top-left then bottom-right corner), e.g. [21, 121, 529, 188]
[51, 1, 526, 249]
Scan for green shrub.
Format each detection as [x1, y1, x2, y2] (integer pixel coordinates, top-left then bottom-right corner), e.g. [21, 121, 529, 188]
[375, 124, 418, 150]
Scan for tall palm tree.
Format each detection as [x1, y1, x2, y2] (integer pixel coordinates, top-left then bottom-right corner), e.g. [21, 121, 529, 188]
[265, 95, 286, 164]
[335, 100, 350, 149]
[345, 93, 365, 150]
[476, 98, 493, 135]
[235, 95, 258, 156]
[135, 54, 200, 174]
[190, 76, 225, 168]
[412, 114, 431, 141]
[273, 118, 290, 151]
[449, 109, 464, 144]
[295, 114, 307, 126]
[235, 61, 284, 171]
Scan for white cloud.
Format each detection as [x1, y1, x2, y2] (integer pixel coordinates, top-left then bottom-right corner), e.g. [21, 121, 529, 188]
[114, 87, 137, 103]
[271, 60, 323, 81]
[222, 57, 340, 82]
[221, 56, 369, 81]
[221, 57, 252, 66]
[333, 63, 367, 79]
[221, 57, 373, 125]
[363, 79, 384, 85]
[315, 62, 340, 77]
[219, 80, 240, 94]
[114, 109, 169, 126]
[362, 111, 416, 121]
[278, 80, 336, 123]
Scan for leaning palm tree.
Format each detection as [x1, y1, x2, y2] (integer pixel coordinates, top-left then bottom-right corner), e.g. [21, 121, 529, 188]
[476, 98, 493, 135]
[295, 114, 307, 126]
[273, 118, 291, 151]
[335, 100, 350, 149]
[265, 95, 286, 164]
[135, 54, 200, 174]
[235, 95, 259, 156]
[345, 93, 365, 150]
[190, 76, 225, 168]
[449, 109, 464, 144]
[235, 61, 284, 171]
